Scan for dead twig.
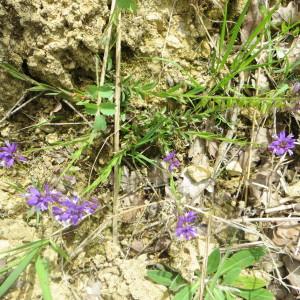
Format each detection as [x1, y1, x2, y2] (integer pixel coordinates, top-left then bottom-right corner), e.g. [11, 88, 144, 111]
[113, 10, 122, 245]
[1, 91, 29, 123]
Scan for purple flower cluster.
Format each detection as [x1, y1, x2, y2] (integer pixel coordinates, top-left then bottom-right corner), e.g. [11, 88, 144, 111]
[24, 184, 97, 225]
[52, 196, 97, 225]
[0, 141, 26, 168]
[24, 184, 61, 211]
[175, 211, 198, 240]
[163, 151, 180, 172]
[268, 131, 296, 156]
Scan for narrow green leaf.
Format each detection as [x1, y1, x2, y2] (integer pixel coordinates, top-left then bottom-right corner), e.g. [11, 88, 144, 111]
[207, 248, 221, 274]
[173, 282, 199, 300]
[93, 115, 107, 131]
[116, 0, 137, 11]
[230, 275, 267, 289]
[49, 240, 69, 261]
[238, 288, 274, 300]
[99, 102, 116, 116]
[0, 248, 40, 297]
[169, 274, 187, 292]
[82, 151, 124, 195]
[35, 256, 52, 300]
[0, 240, 47, 256]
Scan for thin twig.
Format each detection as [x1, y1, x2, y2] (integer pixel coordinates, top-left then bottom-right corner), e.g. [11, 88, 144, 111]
[0, 91, 28, 123]
[213, 107, 240, 178]
[199, 215, 211, 300]
[234, 216, 300, 223]
[62, 99, 93, 128]
[113, 10, 122, 245]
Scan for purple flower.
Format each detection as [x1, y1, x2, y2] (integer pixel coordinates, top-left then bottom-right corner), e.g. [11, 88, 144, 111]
[52, 196, 97, 226]
[24, 184, 62, 212]
[177, 211, 198, 224]
[176, 210, 198, 240]
[268, 131, 296, 156]
[176, 224, 198, 240]
[163, 151, 180, 172]
[0, 141, 26, 168]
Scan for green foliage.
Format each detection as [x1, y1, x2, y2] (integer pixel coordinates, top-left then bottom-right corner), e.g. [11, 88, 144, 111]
[35, 256, 52, 300]
[146, 247, 274, 300]
[76, 84, 115, 132]
[116, 0, 137, 12]
[0, 239, 67, 299]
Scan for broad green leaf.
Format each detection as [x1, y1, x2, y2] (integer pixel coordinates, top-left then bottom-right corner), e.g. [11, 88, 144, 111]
[169, 274, 187, 292]
[84, 103, 98, 115]
[116, 0, 137, 11]
[223, 267, 241, 284]
[230, 275, 267, 289]
[213, 288, 226, 300]
[207, 248, 221, 274]
[225, 291, 236, 300]
[93, 115, 107, 131]
[35, 256, 52, 300]
[97, 86, 114, 99]
[0, 247, 40, 297]
[173, 282, 199, 300]
[238, 288, 274, 300]
[85, 85, 114, 99]
[219, 248, 265, 276]
[146, 270, 174, 286]
[99, 102, 116, 116]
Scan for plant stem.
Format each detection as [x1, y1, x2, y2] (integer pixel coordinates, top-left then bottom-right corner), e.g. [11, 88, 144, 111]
[113, 10, 122, 245]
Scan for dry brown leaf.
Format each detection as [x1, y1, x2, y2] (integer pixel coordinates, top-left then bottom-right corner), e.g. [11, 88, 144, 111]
[272, 2, 300, 27]
[241, 0, 263, 44]
[272, 222, 300, 260]
[287, 36, 300, 74]
[282, 255, 300, 288]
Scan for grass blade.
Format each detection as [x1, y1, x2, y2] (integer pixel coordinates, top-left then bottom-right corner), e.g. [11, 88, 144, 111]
[35, 256, 53, 300]
[0, 247, 40, 297]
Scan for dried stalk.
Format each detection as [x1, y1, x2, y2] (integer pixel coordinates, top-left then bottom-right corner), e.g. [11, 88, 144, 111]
[113, 11, 122, 245]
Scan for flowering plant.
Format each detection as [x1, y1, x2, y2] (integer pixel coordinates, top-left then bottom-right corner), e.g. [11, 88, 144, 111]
[0, 141, 26, 168]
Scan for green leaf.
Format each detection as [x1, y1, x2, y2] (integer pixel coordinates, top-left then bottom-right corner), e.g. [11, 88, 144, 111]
[116, 0, 137, 11]
[99, 102, 116, 116]
[84, 103, 98, 115]
[93, 115, 107, 131]
[35, 256, 52, 300]
[207, 248, 221, 274]
[49, 240, 69, 261]
[219, 248, 266, 276]
[238, 288, 274, 300]
[212, 288, 226, 300]
[0, 247, 40, 297]
[223, 267, 241, 284]
[85, 85, 114, 99]
[230, 275, 267, 289]
[173, 282, 199, 300]
[146, 270, 174, 286]
[169, 274, 187, 292]
[225, 291, 236, 300]
[98, 86, 114, 99]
